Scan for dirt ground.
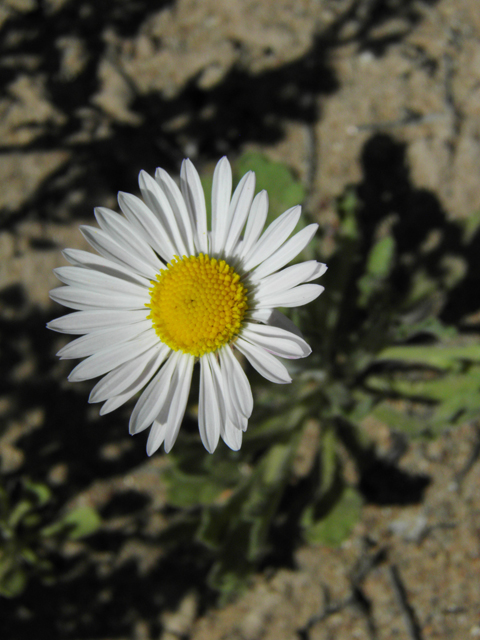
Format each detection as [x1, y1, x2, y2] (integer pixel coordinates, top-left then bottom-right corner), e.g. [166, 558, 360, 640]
[1, 0, 480, 638]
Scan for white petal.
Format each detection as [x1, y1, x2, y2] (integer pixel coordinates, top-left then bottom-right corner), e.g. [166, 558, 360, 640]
[219, 346, 253, 418]
[57, 320, 152, 359]
[228, 171, 249, 218]
[68, 329, 159, 381]
[81, 225, 159, 279]
[236, 413, 249, 432]
[100, 348, 167, 415]
[118, 189, 177, 262]
[47, 309, 149, 334]
[249, 224, 318, 281]
[262, 309, 304, 338]
[53, 266, 148, 298]
[155, 167, 195, 256]
[247, 307, 273, 323]
[305, 262, 328, 282]
[210, 156, 232, 255]
[221, 418, 243, 450]
[242, 206, 301, 271]
[180, 159, 208, 254]
[128, 351, 181, 435]
[90, 345, 167, 402]
[224, 171, 255, 256]
[241, 323, 311, 359]
[49, 286, 148, 311]
[156, 353, 194, 454]
[198, 354, 223, 453]
[235, 337, 292, 384]
[94, 207, 163, 272]
[255, 284, 324, 308]
[237, 190, 268, 259]
[254, 261, 326, 298]
[146, 421, 169, 456]
[137, 170, 188, 257]
[214, 349, 248, 434]
[62, 249, 151, 287]
[100, 396, 126, 415]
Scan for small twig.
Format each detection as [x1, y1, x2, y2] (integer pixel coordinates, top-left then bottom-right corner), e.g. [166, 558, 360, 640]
[388, 564, 423, 640]
[297, 584, 355, 639]
[298, 545, 387, 640]
[415, 520, 457, 545]
[351, 545, 387, 585]
[351, 586, 378, 640]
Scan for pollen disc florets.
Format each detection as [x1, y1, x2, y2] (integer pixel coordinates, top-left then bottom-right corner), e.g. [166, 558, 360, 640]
[148, 254, 248, 357]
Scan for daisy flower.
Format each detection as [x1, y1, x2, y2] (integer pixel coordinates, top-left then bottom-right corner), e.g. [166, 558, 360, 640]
[48, 157, 326, 454]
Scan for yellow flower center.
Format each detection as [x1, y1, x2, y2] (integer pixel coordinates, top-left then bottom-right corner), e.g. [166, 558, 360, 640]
[147, 254, 248, 357]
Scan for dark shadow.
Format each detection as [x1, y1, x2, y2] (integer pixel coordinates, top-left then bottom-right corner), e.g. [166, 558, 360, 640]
[307, 132, 467, 379]
[339, 0, 440, 56]
[0, 549, 213, 640]
[0, 0, 440, 233]
[334, 417, 430, 505]
[442, 224, 480, 324]
[0, 1, 446, 637]
[358, 134, 465, 310]
[101, 490, 150, 519]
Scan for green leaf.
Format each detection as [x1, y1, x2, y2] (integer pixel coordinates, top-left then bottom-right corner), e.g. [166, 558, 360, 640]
[0, 564, 27, 598]
[8, 500, 33, 529]
[164, 449, 243, 509]
[357, 235, 396, 305]
[461, 208, 480, 242]
[371, 402, 429, 438]
[57, 506, 101, 540]
[23, 481, 52, 507]
[234, 152, 305, 225]
[336, 189, 359, 236]
[164, 468, 232, 509]
[303, 487, 362, 546]
[376, 344, 480, 370]
[366, 235, 395, 278]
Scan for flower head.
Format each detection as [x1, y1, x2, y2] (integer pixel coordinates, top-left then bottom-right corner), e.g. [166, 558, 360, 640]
[48, 157, 326, 454]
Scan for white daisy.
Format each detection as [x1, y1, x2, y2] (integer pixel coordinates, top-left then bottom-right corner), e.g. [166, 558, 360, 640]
[48, 157, 327, 454]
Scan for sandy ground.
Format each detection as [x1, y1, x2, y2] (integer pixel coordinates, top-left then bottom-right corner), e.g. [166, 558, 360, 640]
[1, 0, 480, 638]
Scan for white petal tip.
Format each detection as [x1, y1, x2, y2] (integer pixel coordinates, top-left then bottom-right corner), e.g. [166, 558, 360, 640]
[217, 156, 229, 167]
[128, 422, 138, 436]
[99, 401, 116, 416]
[203, 442, 217, 454]
[88, 390, 100, 404]
[146, 433, 163, 456]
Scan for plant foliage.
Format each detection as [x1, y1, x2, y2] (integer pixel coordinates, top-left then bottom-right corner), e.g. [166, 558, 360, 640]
[155, 151, 480, 599]
[4, 151, 480, 604]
